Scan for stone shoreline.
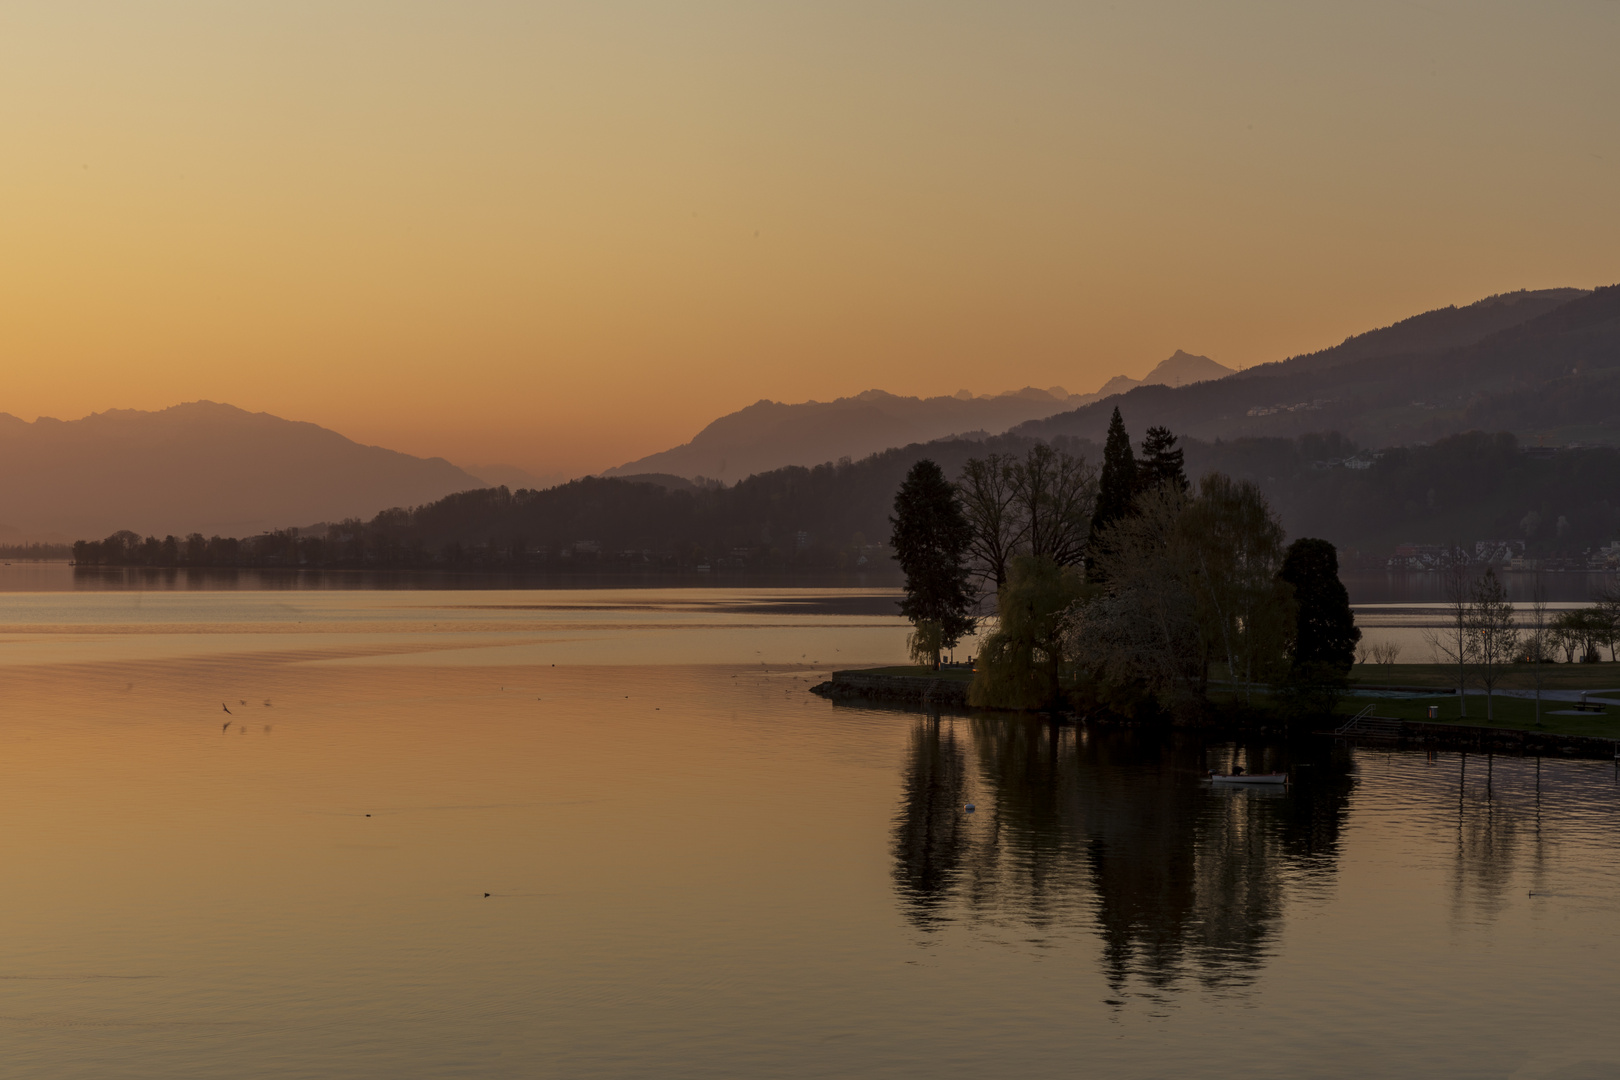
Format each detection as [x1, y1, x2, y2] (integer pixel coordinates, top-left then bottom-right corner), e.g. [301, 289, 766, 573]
[809, 671, 970, 707]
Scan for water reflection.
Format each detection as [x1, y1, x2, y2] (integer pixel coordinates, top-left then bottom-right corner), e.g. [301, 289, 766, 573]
[893, 715, 1356, 998]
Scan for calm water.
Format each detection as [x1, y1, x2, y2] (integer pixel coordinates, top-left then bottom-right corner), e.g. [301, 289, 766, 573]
[2, 584, 1619, 1078]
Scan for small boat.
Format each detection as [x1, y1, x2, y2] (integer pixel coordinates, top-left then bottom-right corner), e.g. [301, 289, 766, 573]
[1208, 771, 1288, 785]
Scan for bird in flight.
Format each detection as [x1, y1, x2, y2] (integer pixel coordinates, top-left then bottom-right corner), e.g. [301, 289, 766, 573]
[222, 703, 232, 715]
[222, 721, 231, 732]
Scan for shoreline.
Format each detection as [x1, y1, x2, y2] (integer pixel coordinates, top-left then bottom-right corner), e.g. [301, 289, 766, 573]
[815, 667, 1620, 759]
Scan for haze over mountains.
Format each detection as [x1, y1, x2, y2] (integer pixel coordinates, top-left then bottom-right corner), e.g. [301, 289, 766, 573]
[604, 351, 1234, 482]
[8, 284, 1613, 547]
[0, 402, 481, 541]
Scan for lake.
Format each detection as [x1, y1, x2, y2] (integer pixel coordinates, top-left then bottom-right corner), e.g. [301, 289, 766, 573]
[2, 582, 1618, 1078]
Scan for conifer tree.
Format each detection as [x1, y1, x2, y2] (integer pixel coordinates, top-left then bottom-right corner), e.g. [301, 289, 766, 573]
[1138, 426, 1188, 494]
[890, 459, 976, 666]
[1279, 537, 1360, 676]
[1086, 407, 1138, 580]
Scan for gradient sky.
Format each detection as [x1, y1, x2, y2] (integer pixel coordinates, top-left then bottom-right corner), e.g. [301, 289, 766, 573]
[3, 1, 1617, 477]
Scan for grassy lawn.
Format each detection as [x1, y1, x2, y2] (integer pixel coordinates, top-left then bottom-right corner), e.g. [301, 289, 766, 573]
[1334, 688, 1620, 740]
[1350, 661, 1620, 692]
[844, 665, 976, 683]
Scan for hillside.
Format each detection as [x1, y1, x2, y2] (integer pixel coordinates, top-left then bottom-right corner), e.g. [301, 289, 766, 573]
[0, 401, 482, 540]
[604, 352, 1236, 483]
[71, 424, 1620, 577]
[1014, 286, 1617, 448]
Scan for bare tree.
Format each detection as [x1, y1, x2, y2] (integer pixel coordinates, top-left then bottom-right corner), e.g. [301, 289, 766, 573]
[1422, 549, 1475, 717]
[1011, 443, 1097, 569]
[1594, 575, 1620, 661]
[1466, 567, 1518, 722]
[1369, 641, 1402, 664]
[956, 454, 1025, 591]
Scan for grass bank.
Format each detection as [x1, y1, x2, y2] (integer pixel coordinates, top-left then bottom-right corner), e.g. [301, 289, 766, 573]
[1349, 661, 1620, 692]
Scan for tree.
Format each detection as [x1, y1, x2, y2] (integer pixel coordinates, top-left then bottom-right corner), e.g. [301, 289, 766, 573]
[1011, 443, 1097, 568]
[1180, 474, 1294, 704]
[968, 556, 1086, 710]
[1422, 550, 1475, 717]
[1278, 538, 1361, 679]
[891, 459, 976, 668]
[959, 445, 1099, 590]
[1467, 567, 1518, 721]
[1523, 573, 1550, 726]
[1070, 485, 1206, 718]
[1086, 407, 1138, 581]
[1593, 576, 1620, 660]
[1138, 426, 1189, 494]
[956, 454, 1024, 591]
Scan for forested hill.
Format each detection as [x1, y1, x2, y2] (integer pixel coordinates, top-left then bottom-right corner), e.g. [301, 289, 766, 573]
[74, 429, 1620, 573]
[1015, 286, 1618, 449]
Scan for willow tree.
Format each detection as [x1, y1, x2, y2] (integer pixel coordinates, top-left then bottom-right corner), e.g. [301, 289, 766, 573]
[1180, 474, 1293, 701]
[1070, 485, 1206, 717]
[1072, 474, 1292, 719]
[968, 555, 1086, 710]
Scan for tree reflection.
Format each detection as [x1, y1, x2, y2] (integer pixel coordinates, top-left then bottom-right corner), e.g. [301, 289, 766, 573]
[890, 714, 972, 930]
[891, 715, 1355, 996]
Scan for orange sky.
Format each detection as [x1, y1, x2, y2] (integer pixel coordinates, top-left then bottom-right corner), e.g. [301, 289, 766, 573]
[3, 1, 1617, 477]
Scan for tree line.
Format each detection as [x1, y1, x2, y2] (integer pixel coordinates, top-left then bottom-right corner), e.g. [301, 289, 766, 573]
[1424, 563, 1620, 724]
[891, 408, 1361, 721]
[68, 423, 1620, 576]
[0, 543, 74, 561]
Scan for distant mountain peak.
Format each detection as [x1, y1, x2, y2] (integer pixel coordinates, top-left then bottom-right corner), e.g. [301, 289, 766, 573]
[1142, 350, 1234, 388]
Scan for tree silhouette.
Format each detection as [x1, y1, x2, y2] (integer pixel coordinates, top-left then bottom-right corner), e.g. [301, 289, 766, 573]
[1138, 425, 1188, 494]
[890, 459, 976, 666]
[1279, 538, 1360, 677]
[1087, 408, 1138, 581]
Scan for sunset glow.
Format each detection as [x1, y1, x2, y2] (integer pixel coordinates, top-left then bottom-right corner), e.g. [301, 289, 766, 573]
[3, 1, 1616, 475]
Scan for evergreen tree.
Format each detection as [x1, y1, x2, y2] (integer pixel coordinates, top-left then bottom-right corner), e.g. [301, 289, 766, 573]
[890, 459, 976, 666]
[1086, 407, 1138, 581]
[1138, 426, 1188, 494]
[1279, 538, 1360, 675]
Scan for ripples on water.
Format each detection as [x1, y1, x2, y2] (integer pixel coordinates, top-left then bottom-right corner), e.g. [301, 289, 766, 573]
[0, 584, 1617, 1078]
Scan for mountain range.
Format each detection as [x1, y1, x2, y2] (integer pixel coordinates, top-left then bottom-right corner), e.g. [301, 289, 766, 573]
[604, 350, 1234, 482]
[0, 402, 481, 541]
[1014, 287, 1614, 448]
[9, 283, 1613, 546]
